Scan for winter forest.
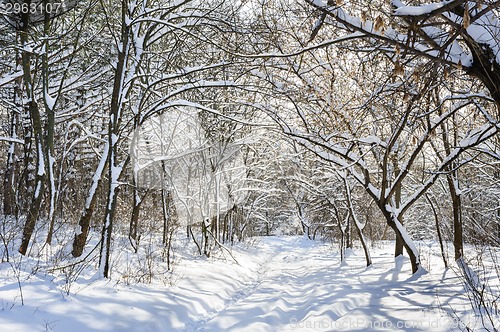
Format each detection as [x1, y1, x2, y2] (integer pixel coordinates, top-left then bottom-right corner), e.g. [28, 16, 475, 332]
[0, 0, 499, 331]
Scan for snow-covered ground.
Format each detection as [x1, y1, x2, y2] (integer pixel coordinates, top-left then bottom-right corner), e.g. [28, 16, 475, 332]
[0, 236, 498, 331]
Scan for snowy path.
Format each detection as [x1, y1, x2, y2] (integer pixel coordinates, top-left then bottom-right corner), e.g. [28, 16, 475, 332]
[187, 237, 320, 331]
[183, 237, 465, 332]
[0, 236, 485, 331]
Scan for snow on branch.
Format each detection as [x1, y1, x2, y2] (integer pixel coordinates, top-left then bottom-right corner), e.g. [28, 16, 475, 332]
[306, 0, 500, 68]
[392, 0, 460, 18]
[277, 127, 382, 201]
[0, 136, 24, 144]
[399, 123, 498, 215]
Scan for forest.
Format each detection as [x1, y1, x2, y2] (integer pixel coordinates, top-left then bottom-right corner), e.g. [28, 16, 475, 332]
[0, 0, 498, 331]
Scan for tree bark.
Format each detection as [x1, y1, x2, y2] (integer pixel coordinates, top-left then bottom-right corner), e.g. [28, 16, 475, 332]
[344, 177, 371, 267]
[202, 219, 210, 257]
[18, 4, 46, 255]
[3, 112, 19, 217]
[19, 102, 45, 255]
[447, 175, 463, 261]
[99, 0, 130, 278]
[394, 163, 404, 257]
[129, 187, 143, 253]
[72, 143, 108, 257]
[3, 40, 22, 217]
[426, 194, 448, 268]
[43, 0, 57, 245]
[384, 210, 420, 274]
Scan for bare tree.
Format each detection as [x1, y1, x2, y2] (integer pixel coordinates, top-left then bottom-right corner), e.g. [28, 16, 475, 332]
[241, 0, 499, 273]
[307, 0, 500, 110]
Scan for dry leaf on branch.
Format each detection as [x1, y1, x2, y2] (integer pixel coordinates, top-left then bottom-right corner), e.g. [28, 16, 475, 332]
[374, 16, 385, 33]
[463, 4, 470, 29]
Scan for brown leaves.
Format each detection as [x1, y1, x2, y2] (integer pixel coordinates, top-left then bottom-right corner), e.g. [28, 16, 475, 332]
[443, 67, 450, 80]
[374, 16, 385, 34]
[463, 4, 470, 29]
[412, 70, 420, 82]
[361, 11, 367, 26]
[394, 60, 404, 77]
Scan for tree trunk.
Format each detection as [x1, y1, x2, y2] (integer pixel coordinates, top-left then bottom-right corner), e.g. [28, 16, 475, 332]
[202, 219, 210, 257]
[43, 1, 57, 245]
[385, 210, 420, 274]
[447, 174, 463, 261]
[99, 0, 130, 278]
[3, 113, 19, 217]
[394, 166, 404, 257]
[344, 177, 371, 267]
[72, 142, 109, 257]
[426, 194, 448, 268]
[4, 41, 22, 217]
[99, 142, 121, 278]
[332, 204, 345, 263]
[439, 111, 463, 262]
[18, 1, 47, 256]
[352, 213, 371, 267]
[129, 187, 143, 253]
[19, 102, 45, 255]
[166, 226, 174, 270]
[162, 189, 170, 246]
[466, 41, 500, 114]
[189, 225, 202, 255]
[345, 213, 352, 249]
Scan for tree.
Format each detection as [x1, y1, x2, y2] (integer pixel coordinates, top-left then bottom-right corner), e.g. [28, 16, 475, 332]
[3, 0, 80, 254]
[86, 0, 255, 276]
[307, 0, 500, 110]
[243, 0, 498, 273]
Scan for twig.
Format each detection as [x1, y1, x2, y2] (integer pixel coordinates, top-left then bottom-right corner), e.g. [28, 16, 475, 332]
[206, 229, 239, 265]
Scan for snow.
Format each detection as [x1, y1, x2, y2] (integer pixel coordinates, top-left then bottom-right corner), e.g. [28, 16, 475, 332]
[33, 181, 43, 200]
[44, 90, 56, 111]
[466, 15, 500, 65]
[392, 0, 450, 16]
[0, 71, 23, 88]
[392, 216, 421, 268]
[85, 142, 109, 209]
[1, 236, 496, 331]
[392, 0, 500, 65]
[37, 142, 45, 177]
[358, 135, 386, 147]
[309, 0, 497, 69]
[0, 136, 24, 144]
[48, 154, 56, 223]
